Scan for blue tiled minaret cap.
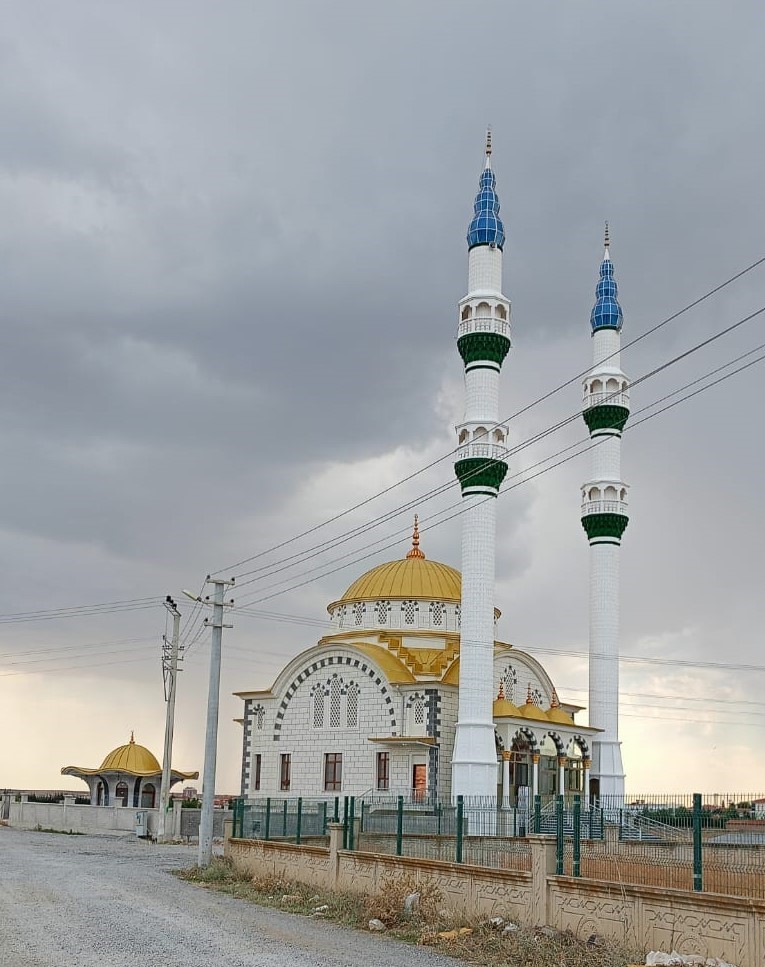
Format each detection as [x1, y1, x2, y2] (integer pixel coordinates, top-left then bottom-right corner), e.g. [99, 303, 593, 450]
[590, 223, 623, 331]
[467, 130, 505, 251]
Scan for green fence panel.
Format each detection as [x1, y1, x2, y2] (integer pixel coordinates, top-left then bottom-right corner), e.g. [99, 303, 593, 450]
[693, 792, 703, 892]
[555, 796, 564, 875]
[455, 796, 464, 864]
[573, 795, 581, 877]
[264, 798, 271, 840]
[396, 796, 404, 856]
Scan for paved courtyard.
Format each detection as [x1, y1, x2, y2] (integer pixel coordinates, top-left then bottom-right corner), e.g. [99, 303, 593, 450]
[0, 827, 460, 967]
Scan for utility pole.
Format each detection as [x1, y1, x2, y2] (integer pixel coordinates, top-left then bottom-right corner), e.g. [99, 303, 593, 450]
[157, 595, 181, 843]
[186, 576, 234, 867]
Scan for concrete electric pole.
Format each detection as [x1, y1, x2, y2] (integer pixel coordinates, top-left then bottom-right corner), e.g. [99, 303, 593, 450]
[184, 576, 235, 867]
[157, 595, 181, 843]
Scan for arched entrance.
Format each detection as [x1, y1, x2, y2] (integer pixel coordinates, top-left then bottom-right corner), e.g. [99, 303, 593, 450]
[140, 783, 156, 808]
[115, 782, 128, 807]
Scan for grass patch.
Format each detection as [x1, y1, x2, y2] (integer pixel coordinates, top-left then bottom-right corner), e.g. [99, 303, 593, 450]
[175, 860, 643, 967]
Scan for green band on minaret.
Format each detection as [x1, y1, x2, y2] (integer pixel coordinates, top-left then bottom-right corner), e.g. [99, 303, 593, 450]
[581, 512, 629, 542]
[457, 332, 511, 368]
[455, 457, 508, 494]
[583, 405, 629, 434]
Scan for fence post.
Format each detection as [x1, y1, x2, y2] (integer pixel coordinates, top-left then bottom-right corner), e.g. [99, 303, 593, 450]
[455, 796, 464, 864]
[342, 796, 349, 850]
[359, 799, 364, 833]
[396, 796, 403, 856]
[555, 795, 564, 875]
[598, 804, 604, 840]
[333, 796, 339, 823]
[693, 792, 703, 892]
[282, 800, 288, 838]
[437, 803, 442, 836]
[573, 794, 581, 877]
[348, 797, 356, 851]
[533, 794, 542, 835]
[296, 797, 302, 845]
[264, 797, 271, 841]
[322, 801, 328, 835]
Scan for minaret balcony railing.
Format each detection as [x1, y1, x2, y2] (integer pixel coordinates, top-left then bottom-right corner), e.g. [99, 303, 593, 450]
[458, 315, 511, 340]
[581, 498, 628, 518]
[583, 389, 630, 409]
[456, 441, 509, 463]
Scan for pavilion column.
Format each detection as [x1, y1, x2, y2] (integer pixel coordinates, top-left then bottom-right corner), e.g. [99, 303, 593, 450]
[502, 751, 511, 808]
[531, 754, 540, 799]
[583, 758, 591, 808]
[558, 756, 567, 796]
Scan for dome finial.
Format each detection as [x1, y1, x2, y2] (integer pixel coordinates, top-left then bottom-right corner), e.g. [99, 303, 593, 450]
[485, 126, 492, 161]
[550, 689, 560, 709]
[590, 222, 623, 331]
[406, 514, 426, 559]
[497, 680, 505, 701]
[525, 683, 534, 705]
[129, 731, 135, 744]
[604, 220, 610, 253]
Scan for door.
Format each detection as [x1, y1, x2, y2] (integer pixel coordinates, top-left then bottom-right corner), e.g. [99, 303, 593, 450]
[412, 764, 427, 802]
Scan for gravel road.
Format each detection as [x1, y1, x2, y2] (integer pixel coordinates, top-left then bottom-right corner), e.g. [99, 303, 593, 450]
[0, 827, 463, 967]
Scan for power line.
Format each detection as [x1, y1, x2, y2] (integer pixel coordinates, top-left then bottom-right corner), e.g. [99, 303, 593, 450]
[209, 254, 765, 578]
[231, 342, 765, 608]
[229, 306, 765, 597]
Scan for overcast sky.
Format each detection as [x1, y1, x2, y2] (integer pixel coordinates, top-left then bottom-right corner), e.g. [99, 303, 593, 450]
[1, 1, 763, 795]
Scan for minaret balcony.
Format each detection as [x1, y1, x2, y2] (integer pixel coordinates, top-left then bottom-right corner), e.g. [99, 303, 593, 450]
[583, 388, 630, 410]
[581, 497, 629, 518]
[458, 315, 510, 341]
[456, 440, 509, 464]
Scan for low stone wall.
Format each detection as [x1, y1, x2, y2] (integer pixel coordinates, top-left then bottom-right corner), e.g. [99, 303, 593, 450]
[8, 799, 232, 840]
[226, 828, 765, 967]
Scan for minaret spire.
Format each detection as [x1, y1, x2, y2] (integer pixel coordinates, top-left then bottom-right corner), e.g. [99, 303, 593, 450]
[580, 226, 629, 800]
[451, 136, 512, 803]
[406, 514, 425, 559]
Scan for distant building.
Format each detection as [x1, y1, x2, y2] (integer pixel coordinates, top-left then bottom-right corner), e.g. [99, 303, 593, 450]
[61, 733, 198, 807]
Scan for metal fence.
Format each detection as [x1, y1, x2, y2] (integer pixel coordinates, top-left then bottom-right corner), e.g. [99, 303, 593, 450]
[231, 792, 765, 898]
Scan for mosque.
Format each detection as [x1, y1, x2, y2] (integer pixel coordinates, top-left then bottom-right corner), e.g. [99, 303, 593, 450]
[236, 133, 629, 804]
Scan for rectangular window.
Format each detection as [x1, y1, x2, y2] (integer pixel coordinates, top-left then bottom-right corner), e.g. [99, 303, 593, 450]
[253, 754, 261, 792]
[324, 752, 343, 791]
[280, 753, 291, 791]
[376, 752, 390, 791]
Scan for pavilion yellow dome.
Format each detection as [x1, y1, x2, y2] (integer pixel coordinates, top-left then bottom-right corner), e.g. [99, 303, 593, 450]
[100, 734, 161, 775]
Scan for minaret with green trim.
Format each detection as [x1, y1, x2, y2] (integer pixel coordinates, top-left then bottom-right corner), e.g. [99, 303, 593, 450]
[581, 223, 629, 800]
[451, 131, 511, 801]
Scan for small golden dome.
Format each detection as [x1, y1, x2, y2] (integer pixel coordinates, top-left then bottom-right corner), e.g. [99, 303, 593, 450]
[546, 690, 574, 725]
[518, 684, 549, 722]
[493, 698, 523, 718]
[100, 733, 161, 774]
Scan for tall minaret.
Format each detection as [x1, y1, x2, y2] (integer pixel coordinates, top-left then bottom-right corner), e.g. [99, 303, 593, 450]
[581, 224, 629, 800]
[451, 131, 511, 800]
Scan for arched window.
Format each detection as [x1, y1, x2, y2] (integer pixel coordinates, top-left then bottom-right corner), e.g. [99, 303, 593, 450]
[329, 677, 343, 729]
[495, 304, 507, 320]
[312, 686, 325, 729]
[141, 783, 156, 808]
[407, 694, 427, 736]
[455, 604, 461, 628]
[430, 601, 444, 627]
[476, 301, 491, 316]
[346, 683, 359, 728]
[402, 600, 417, 626]
[115, 782, 128, 807]
[353, 602, 365, 627]
[253, 704, 265, 731]
[375, 601, 389, 625]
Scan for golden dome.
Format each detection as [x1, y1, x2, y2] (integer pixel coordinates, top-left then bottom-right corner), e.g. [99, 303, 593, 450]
[337, 556, 461, 604]
[329, 519, 461, 609]
[546, 690, 574, 725]
[100, 733, 161, 774]
[493, 698, 523, 718]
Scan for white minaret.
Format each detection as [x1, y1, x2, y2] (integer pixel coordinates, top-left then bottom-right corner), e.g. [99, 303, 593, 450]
[581, 224, 629, 800]
[451, 132, 511, 801]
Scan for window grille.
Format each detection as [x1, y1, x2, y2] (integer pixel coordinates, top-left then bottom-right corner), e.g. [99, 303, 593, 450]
[430, 601, 443, 627]
[402, 600, 417, 625]
[254, 705, 265, 731]
[500, 665, 518, 703]
[375, 601, 389, 625]
[414, 700, 425, 725]
[353, 602, 365, 626]
[346, 684, 358, 728]
[329, 678, 342, 728]
[313, 688, 324, 729]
